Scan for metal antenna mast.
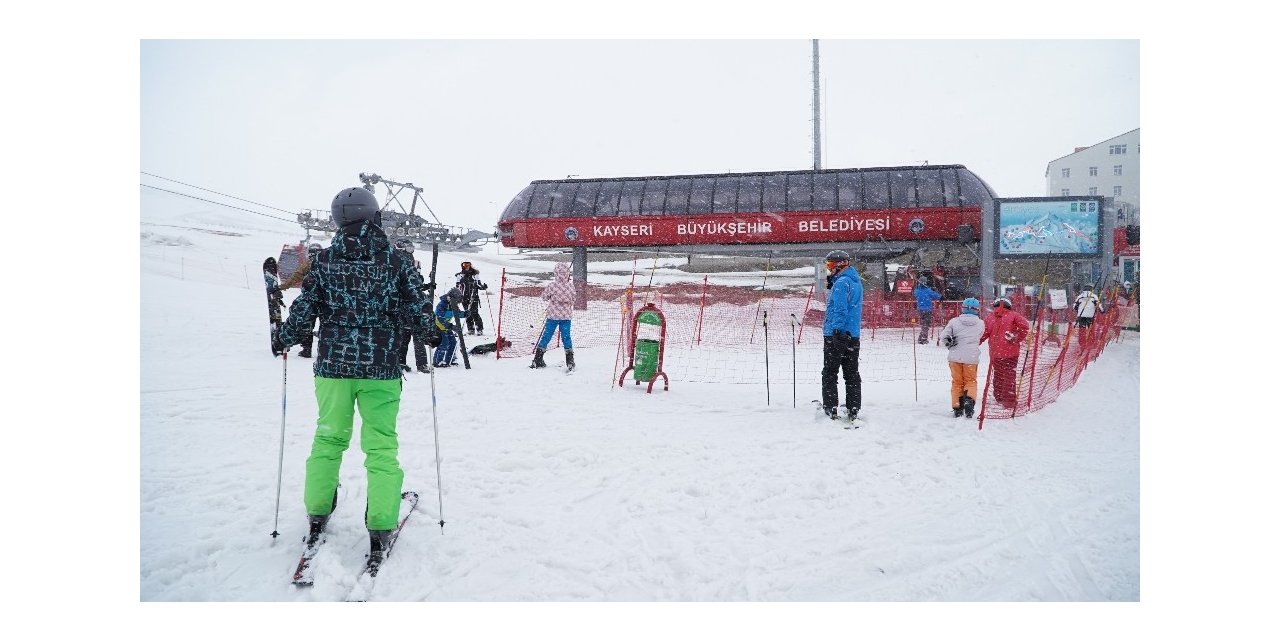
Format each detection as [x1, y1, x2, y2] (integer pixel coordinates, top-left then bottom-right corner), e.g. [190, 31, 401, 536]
[812, 39, 822, 171]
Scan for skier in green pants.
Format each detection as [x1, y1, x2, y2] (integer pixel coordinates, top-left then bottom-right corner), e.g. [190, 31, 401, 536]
[276, 185, 441, 573]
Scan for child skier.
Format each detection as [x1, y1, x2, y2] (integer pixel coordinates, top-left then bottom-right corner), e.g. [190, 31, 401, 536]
[940, 297, 985, 418]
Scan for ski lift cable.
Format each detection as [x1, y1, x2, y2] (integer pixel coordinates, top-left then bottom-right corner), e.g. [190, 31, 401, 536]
[140, 171, 297, 215]
[140, 183, 294, 223]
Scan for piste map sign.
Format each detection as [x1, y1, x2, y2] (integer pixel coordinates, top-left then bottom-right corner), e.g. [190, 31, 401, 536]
[995, 197, 1102, 258]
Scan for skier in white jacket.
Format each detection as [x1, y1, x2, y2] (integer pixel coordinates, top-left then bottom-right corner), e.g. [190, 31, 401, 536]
[941, 297, 985, 418]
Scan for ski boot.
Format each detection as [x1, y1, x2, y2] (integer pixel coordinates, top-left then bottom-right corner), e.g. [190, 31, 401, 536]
[530, 347, 547, 369]
[953, 406, 963, 418]
[299, 344, 312, 358]
[565, 349, 575, 372]
[961, 394, 975, 418]
[365, 529, 395, 577]
[417, 363, 432, 374]
[303, 514, 329, 548]
[824, 405, 839, 420]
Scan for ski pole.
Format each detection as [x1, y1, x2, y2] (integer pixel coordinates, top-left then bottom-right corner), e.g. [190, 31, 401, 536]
[427, 344, 446, 534]
[270, 350, 288, 539]
[763, 310, 770, 406]
[789, 313, 797, 408]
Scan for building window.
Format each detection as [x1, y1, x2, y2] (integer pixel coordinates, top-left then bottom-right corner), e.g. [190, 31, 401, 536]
[1109, 144, 1127, 155]
[1114, 186, 1122, 197]
[1089, 187, 1098, 196]
[1061, 189, 1070, 196]
[1089, 166, 1098, 176]
[1061, 168, 1070, 178]
[1113, 165, 1123, 176]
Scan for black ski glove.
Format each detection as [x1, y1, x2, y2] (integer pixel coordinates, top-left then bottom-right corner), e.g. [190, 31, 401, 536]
[272, 337, 286, 354]
[943, 335, 957, 348]
[424, 330, 443, 348]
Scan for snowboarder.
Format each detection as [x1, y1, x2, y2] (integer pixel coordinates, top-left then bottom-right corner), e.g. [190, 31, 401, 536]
[531, 262, 576, 371]
[914, 278, 942, 344]
[454, 261, 488, 336]
[941, 297, 984, 418]
[980, 297, 1030, 410]
[821, 249, 862, 422]
[263, 257, 286, 357]
[274, 185, 442, 574]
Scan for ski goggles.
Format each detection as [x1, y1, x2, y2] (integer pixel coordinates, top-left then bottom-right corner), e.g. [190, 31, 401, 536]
[992, 298, 1012, 309]
[461, 262, 472, 270]
[824, 259, 849, 272]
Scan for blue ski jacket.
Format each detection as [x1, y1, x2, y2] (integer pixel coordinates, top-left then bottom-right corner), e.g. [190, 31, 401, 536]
[914, 284, 941, 312]
[823, 268, 863, 338]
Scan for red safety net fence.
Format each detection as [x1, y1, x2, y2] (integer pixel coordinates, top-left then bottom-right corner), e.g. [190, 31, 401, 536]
[489, 269, 1131, 423]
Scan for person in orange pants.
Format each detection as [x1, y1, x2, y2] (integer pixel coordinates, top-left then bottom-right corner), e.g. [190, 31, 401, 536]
[941, 297, 985, 417]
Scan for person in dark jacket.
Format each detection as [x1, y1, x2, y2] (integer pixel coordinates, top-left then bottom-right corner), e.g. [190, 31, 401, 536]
[275, 186, 442, 576]
[914, 279, 942, 344]
[393, 239, 431, 373]
[821, 249, 863, 423]
[281, 243, 323, 358]
[454, 261, 488, 335]
[263, 257, 286, 356]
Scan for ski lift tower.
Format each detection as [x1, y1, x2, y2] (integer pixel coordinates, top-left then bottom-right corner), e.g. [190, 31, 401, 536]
[296, 172, 496, 250]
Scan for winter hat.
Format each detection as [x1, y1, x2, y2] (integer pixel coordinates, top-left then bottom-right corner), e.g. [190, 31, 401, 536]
[962, 297, 980, 315]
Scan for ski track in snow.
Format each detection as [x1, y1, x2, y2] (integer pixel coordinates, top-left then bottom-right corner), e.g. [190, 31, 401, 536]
[140, 216, 1139, 602]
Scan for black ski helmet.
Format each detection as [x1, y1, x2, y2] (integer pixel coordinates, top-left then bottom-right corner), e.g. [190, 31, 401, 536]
[263, 256, 277, 274]
[331, 187, 381, 232]
[825, 249, 850, 263]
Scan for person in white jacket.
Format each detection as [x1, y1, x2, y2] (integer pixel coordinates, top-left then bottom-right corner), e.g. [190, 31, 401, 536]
[941, 297, 985, 418]
[1074, 284, 1101, 329]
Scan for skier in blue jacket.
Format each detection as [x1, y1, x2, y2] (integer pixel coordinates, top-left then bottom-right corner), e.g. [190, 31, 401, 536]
[914, 279, 942, 344]
[821, 249, 863, 423]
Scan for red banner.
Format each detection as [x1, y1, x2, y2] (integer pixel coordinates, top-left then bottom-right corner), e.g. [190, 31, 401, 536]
[501, 208, 981, 248]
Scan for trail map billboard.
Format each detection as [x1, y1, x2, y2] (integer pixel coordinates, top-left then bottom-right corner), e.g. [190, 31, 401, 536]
[995, 197, 1102, 258]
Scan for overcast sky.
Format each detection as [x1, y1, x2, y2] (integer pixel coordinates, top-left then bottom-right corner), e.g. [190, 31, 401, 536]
[140, 39, 1138, 234]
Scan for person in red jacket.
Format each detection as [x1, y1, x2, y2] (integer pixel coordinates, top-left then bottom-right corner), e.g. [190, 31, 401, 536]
[980, 297, 1030, 409]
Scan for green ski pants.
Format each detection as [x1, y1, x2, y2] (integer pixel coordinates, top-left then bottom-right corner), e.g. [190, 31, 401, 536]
[305, 377, 405, 530]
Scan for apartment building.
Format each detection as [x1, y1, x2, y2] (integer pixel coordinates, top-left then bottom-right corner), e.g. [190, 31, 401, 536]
[1045, 128, 1140, 224]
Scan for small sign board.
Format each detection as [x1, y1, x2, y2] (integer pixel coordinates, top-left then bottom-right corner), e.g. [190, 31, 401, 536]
[1048, 289, 1068, 310]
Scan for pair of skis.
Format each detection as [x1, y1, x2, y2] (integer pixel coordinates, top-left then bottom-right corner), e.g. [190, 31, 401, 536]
[291, 491, 419, 601]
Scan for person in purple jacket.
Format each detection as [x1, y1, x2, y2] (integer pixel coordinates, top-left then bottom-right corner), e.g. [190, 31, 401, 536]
[531, 262, 577, 371]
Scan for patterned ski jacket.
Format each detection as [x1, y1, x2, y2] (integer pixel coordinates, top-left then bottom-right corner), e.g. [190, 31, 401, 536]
[541, 263, 575, 320]
[278, 222, 438, 379]
[981, 308, 1030, 360]
[822, 267, 863, 338]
